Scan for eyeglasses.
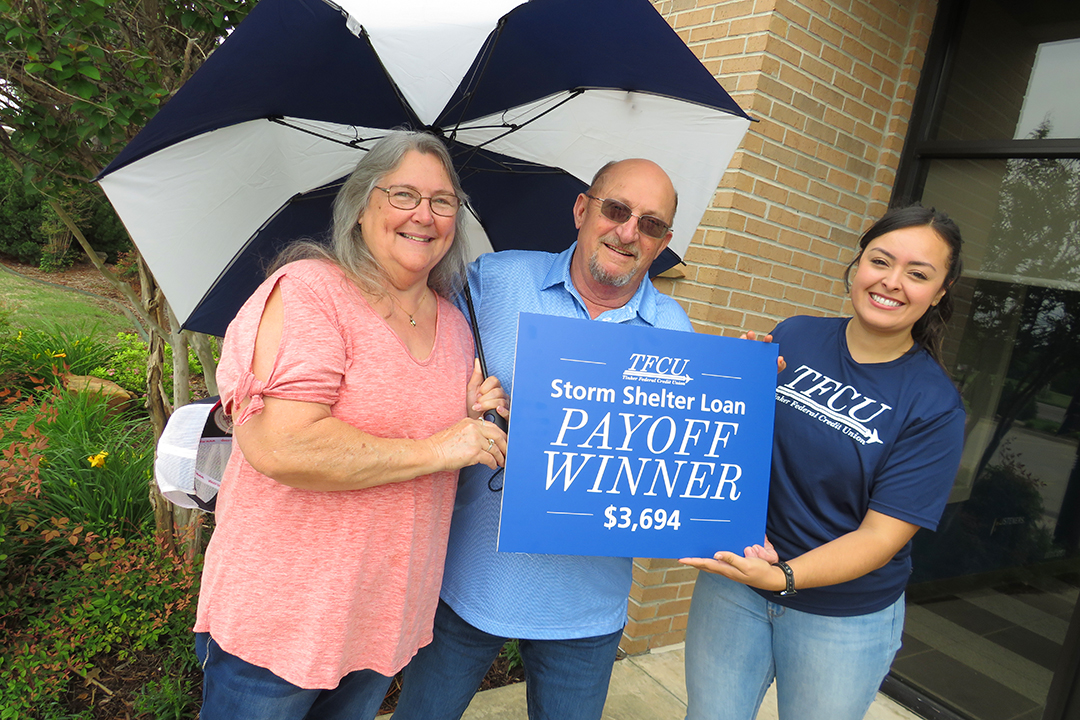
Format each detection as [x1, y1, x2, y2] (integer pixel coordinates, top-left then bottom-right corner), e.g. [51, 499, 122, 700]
[585, 194, 671, 240]
[375, 186, 461, 217]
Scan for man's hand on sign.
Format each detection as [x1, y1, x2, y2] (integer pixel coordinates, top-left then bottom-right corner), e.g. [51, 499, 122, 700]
[741, 330, 786, 373]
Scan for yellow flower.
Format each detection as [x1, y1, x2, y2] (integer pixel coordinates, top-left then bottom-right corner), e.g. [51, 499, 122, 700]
[51, 351, 67, 358]
[87, 451, 109, 468]
[16, 330, 22, 340]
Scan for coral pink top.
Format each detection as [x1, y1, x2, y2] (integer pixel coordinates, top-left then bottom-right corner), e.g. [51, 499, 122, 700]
[195, 259, 474, 688]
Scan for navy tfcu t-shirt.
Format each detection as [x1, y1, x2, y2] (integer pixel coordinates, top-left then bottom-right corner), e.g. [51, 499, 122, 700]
[757, 316, 965, 616]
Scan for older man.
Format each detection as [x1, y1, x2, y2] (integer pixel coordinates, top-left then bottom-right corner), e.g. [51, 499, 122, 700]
[393, 159, 692, 720]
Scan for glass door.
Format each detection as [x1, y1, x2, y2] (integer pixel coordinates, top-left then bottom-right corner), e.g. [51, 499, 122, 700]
[888, 1, 1080, 718]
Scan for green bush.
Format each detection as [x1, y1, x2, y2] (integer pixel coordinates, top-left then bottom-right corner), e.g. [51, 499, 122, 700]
[1, 385, 153, 543]
[36, 249, 77, 274]
[912, 442, 1056, 582]
[92, 332, 204, 398]
[0, 159, 48, 264]
[82, 193, 132, 263]
[133, 674, 200, 720]
[0, 381, 190, 719]
[0, 320, 200, 720]
[500, 639, 524, 672]
[0, 534, 199, 720]
[0, 158, 131, 267]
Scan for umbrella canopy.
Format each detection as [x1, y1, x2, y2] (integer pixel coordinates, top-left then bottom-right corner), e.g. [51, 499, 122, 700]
[98, 0, 752, 336]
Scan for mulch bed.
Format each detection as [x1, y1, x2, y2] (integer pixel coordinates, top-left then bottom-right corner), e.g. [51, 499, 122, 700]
[61, 650, 525, 718]
[0, 257, 128, 297]
[61, 651, 175, 719]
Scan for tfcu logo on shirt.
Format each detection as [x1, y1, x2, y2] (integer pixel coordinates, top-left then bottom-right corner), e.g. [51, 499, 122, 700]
[622, 353, 692, 386]
[776, 365, 891, 445]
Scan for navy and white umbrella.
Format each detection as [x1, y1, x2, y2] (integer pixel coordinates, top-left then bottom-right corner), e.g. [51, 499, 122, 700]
[98, 0, 752, 336]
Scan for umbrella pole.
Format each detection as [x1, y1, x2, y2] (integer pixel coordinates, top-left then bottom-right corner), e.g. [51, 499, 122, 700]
[463, 281, 508, 433]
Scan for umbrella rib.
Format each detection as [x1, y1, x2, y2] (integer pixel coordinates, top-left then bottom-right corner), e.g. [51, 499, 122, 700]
[317, 0, 438, 128]
[442, 16, 509, 143]
[269, 117, 383, 148]
[450, 88, 585, 172]
[356, 26, 423, 128]
[454, 152, 567, 180]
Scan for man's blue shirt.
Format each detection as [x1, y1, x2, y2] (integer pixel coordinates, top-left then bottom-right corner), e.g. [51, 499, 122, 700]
[444, 243, 693, 639]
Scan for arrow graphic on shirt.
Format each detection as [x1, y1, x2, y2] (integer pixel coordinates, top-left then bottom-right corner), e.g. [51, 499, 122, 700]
[776, 386, 884, 445]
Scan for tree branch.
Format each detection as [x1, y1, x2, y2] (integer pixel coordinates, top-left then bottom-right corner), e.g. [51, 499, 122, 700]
[44, 195, 169, 338]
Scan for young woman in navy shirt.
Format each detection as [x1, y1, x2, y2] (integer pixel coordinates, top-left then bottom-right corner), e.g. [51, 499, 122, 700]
[682, 205, 966, 720]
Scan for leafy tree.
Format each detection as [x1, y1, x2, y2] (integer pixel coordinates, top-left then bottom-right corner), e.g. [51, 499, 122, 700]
[0, 0, 250, 186]
[0, 0, 253, 544]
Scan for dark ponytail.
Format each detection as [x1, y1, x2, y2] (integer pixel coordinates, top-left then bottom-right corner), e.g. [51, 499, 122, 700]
[844, 205, 964, 367]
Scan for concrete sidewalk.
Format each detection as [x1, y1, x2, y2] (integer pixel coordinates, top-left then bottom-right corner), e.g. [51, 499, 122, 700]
[453, 644, 922, 720]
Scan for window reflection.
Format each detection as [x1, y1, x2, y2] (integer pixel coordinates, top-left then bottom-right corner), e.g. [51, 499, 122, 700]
[891, 153, 1080, 720]
[1015, 39, 1080, 140]
[933, 0, 1080, 142]
[921, 151, 1080, 581]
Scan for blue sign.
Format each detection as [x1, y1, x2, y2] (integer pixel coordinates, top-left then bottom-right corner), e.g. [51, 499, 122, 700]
[498, 313, 779, 559]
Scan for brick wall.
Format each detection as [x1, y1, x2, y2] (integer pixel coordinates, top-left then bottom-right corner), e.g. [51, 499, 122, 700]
[619, 0, 938, 655]
[620, 558, 698, 655]
[651, 0, 939, 335]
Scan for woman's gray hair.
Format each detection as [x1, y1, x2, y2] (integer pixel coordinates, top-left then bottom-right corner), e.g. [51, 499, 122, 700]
[272, 129, 469, 298]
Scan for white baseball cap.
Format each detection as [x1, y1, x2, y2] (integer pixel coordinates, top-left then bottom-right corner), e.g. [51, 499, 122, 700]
[154, 397, 233, 511]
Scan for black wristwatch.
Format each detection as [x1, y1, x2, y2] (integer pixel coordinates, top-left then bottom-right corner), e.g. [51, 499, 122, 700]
[772, 560, 797, 597]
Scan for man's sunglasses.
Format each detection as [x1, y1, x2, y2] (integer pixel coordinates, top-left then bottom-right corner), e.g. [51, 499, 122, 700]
[585, 194, 671, 240]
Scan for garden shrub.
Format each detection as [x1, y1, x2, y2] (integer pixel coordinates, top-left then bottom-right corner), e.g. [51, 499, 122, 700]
[0, 534, 199, 720]
[0, 159, 47, 265]
[112, 250, 140, 280]
[0, 298, 204, 719]
[1, 382, 154, 542]
[82, 192, 132, 263]
[92, 332, 204, 398]
[133, 674, 200, 720]
[1, 374, 192, 719]
[0, 159, 131, 267]
[912, 441, 1056, 583]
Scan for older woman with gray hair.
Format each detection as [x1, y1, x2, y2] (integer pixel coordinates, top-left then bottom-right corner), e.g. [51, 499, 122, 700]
[193, 130, 509, 720]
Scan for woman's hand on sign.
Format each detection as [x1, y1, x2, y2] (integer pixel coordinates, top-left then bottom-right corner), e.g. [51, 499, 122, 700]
[679, 543, 786, 592]
[744, 535, 778, 563]
[741, 330, 786, 374]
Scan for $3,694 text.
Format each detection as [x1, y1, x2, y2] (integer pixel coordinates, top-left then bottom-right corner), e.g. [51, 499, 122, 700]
[603, 506, 681, 531]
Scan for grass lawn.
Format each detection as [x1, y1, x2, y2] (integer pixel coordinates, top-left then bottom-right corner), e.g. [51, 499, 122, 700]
[0, 264, 140, 340]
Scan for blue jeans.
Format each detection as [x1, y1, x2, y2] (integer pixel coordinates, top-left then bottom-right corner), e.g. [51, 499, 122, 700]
[684, 574, 904, 720]
[393, 600, 623, 720]
[195, 633, 393, 720]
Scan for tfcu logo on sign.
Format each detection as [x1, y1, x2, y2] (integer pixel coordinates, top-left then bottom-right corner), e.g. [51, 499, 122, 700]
[622, 354, 692, 386]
